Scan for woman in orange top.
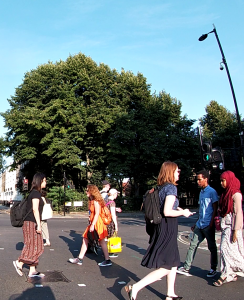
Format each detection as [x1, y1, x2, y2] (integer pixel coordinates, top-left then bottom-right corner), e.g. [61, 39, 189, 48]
[69, 184, 112, 267]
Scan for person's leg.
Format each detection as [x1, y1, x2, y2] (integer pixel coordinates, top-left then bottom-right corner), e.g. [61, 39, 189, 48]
[18, 221, 44, 276]
[129, 268, 171, 299]
[184, 226, 205, 270]
[166, 267, 179, 298]
[41, 221, 50, 245]
[99, 238, 109, 260]
[204, 225, 218, 271]
[78, 238, 89, 259]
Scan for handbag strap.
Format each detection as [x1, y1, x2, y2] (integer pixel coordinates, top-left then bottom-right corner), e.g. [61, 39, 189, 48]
[42, 197, 47, 204]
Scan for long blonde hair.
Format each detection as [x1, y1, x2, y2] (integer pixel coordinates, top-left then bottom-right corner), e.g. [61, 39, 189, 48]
[87, 184, 105, 207]
[157, 161, 178, 186]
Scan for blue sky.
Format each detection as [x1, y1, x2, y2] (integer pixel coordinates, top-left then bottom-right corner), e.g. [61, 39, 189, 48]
[1, 0, 244, 138]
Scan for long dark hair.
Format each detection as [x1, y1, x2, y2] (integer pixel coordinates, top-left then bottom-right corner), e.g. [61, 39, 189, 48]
[30, 172, 46, 192]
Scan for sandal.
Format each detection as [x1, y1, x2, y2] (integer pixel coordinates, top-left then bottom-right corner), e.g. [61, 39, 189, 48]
[44, 243, 51, 246]
[125, 285, 136, 300]
[13, 260, 23, 277]
[28, 272, 45, 278]
[213, 277, 226, 287]
[166, 296, 183, 300]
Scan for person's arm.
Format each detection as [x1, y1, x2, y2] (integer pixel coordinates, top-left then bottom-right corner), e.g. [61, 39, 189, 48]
[164, 195, 193, 218]
[89, 201, 100, 232]
[232, 193, 243, 243]
[110, 205, 118, 232]
[209, 201, 218, 228]
[32, 198, 41, 233]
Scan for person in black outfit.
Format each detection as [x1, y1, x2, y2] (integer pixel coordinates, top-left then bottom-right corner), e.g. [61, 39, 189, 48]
[13, 173, 47, 278]
[125, 161, 194, 300]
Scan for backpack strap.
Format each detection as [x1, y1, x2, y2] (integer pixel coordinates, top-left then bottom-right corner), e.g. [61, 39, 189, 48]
[106, 200, 115, 207]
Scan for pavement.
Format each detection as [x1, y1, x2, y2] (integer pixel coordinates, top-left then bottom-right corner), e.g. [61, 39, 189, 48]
[0, 204, 147, 219]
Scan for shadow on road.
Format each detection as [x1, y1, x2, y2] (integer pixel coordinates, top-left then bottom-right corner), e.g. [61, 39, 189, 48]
[9, 286, 56, 300]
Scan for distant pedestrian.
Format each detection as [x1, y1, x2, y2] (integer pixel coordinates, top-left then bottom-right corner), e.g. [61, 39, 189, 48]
[41, 190, 51, 247]
[178, 170, 218, 278]
[100, 180, 122, 212]
[69, 184, 112, 267]
[13, 173, 47, 278]
[107, 188, 119, 258]
[213, 171, 244, 287]
[125, 161, 193, 300]
[100, 180, 110, 203]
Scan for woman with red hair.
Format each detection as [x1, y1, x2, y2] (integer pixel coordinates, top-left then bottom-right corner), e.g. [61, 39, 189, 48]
[68, 184, 112, 267]
[213, 171, 244, 287]
[125, 161, 194, 300]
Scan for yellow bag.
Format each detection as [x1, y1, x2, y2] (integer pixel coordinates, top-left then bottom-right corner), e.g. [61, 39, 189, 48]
[107, 235, 122, 253]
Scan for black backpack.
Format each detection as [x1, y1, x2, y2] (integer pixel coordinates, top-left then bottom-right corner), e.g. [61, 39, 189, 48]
[143, 186, 163, 225]
[143, 184, 169, 225]
[10, 198, 32, 227]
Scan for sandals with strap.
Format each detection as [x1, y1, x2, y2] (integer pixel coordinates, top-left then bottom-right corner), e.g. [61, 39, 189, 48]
[213, 277, 226, 287]
[13, 260, 23, 277]
[125, 285, 136, 300]
[28, 272, 45, 278]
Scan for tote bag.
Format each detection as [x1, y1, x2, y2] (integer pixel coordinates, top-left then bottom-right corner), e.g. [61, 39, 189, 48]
[107, 233, 122, 253]
[42, 198, 53, 220]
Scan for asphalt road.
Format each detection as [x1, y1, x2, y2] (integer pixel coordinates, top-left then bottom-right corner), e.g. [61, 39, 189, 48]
[0, 206, 244, 300]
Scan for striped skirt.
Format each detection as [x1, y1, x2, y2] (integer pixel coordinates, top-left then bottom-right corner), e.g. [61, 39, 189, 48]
[18, 221, 44, 267]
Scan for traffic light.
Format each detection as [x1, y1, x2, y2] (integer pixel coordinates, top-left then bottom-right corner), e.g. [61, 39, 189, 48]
[65, 179, 75, 189]
[202, 142, 212, 163]
[211, 148, 224, 170]
[23, 178, 28, 191]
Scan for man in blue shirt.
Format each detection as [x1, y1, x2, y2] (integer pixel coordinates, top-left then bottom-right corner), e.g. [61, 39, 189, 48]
[178, 170, 218, 277]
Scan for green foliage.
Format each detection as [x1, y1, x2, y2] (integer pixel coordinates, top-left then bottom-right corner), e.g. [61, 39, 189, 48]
[199, 100, 240, 148]
[1, 52, 201, 200]
[47, 186, 88, 211]
[0, 137, 6, 172]
[108, 90, 199, 196]
[199, 100, 243, 172]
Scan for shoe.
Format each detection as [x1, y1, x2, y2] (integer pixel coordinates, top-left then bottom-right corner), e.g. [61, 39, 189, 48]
[109, 253, 118, 258]
[13, 260, 23, 277]
[44, 243, 51, 247]
[125, 285, 136, 300]
[68, 257, 83, 265]
[28, 272, 45, 278]
[207, 269, 217, 277]
[213, 277, 226, 287]
[177, 266, 189, 274]
[166, 296, 183, 300]
[98, 259, 112, 267]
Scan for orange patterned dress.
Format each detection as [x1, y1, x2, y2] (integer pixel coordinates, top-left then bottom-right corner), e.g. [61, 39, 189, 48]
[83, 200, 108, 241]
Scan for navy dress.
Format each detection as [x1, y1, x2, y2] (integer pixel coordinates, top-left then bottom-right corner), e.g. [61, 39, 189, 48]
[141, 184, 180, 270]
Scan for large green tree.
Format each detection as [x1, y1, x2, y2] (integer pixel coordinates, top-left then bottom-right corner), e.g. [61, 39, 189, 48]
[199, 100, 243, 171]
[1, 53, 201, 197]
[108, 90, 200, 196]
[199, 100, 240, 148]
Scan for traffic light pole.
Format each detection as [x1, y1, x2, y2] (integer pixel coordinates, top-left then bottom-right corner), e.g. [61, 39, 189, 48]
[212, 26, 244, 167]
[199, 25, 244, 168]
[64, 171, 66, 216]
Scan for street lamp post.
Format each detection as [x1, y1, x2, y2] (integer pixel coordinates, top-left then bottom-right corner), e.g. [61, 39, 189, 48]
[199, 24, 244, 168]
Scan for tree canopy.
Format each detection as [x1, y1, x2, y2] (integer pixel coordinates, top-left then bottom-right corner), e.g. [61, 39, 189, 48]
[1, 53, 201, 197]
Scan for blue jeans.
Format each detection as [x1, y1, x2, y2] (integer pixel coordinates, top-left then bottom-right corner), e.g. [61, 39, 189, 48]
[184, 225, 218, 271]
